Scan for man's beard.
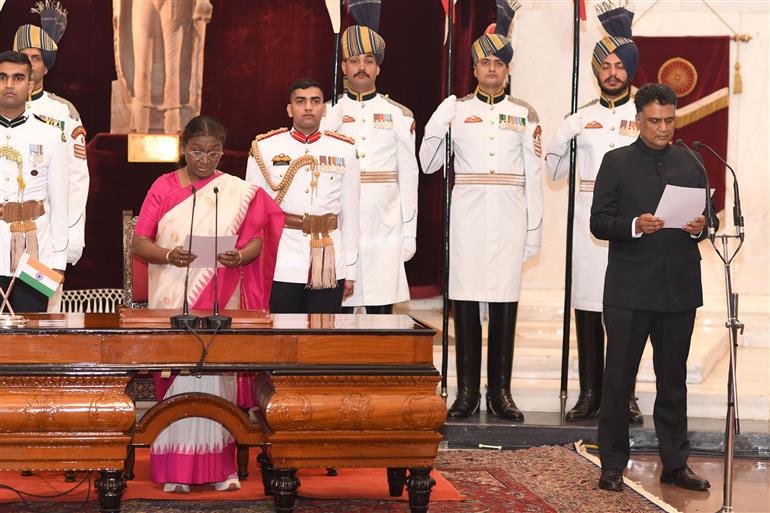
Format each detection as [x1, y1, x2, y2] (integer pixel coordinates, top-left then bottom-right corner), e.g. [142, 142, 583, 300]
[600, 80, 629, 97]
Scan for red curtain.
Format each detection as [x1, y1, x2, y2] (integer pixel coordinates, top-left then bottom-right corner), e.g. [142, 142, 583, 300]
[0, 0, 495, 292]
[633, 36, 730, 211]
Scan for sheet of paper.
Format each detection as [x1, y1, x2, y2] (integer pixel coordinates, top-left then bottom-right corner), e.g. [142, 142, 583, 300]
[653, 185, 714, 229]
[183, 235, 238, 268]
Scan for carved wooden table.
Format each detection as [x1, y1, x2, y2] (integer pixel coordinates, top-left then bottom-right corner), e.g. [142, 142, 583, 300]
[0, 313, 445, 513]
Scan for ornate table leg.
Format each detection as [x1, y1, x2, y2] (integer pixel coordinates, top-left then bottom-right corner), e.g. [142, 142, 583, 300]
[64, 470, 77, 482]
[96, 469, 126, 513]
[257, 448, 274, 496]
[237, 444, 250, 480]
[325, 467, 338, 476]
[387, 467, 407, 497]
[271, 468, 299, 513]
[406, 467, 435, 513]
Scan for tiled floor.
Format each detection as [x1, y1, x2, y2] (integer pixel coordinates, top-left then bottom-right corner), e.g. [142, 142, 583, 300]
[627, 455, 769, 513]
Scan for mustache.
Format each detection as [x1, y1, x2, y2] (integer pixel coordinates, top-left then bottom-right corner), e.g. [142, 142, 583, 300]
[354, 71, 370, 78]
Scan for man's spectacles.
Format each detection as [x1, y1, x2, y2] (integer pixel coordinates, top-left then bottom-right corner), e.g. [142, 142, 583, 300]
[186, 150, 223, 161]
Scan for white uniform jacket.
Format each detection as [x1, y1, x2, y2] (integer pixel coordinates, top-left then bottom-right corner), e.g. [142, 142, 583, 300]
[28, 90, 89, 265]
[245, 128, 360, 284]
[544, 96, 639, 311]
[322, 91, 419, 306]
[419, 90, 543, 303]
[0, 113, 69, 275]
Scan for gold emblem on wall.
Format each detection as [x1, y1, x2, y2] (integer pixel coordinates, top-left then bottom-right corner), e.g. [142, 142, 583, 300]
[658, 57, 698, 98]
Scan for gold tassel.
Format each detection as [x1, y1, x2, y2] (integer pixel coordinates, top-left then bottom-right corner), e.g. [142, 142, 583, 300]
[307, 233, 337, 289]
[321, 237, 336, 289]
[733, 61, 743, 94]
[25, 225, 39, 260]
[10, 222, 25, 274]
[309, 243, 324, 290]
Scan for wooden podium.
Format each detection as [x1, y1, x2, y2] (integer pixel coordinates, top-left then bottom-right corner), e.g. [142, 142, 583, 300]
[0, 312, 444, 513]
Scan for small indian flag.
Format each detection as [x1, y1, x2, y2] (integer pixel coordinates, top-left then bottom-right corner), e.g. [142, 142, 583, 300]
[14, 253, 63, 298]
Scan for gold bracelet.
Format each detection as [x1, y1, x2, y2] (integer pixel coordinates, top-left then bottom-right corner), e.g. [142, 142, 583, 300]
[165, 249, 173, 264]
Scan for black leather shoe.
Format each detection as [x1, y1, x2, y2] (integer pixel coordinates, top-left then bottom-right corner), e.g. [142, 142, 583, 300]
[598, 469, 624, 491]
[565, 390, 601, 421]
[486, 392, 524, 422]
[660, 465, 710, 491]
[628, 397, 643, 425]
[447, 390, 481, 418]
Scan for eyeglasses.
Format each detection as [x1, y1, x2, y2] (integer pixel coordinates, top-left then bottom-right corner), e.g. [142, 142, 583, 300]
[186, 150, 224, 161]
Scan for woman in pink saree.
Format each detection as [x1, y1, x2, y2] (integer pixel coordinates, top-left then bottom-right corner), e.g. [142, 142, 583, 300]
[133, 115, 283, 493]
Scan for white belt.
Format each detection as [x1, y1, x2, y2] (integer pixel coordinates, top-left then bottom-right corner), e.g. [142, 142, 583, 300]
[360, 170, 398, 184]
[454, 172, 525, 186]
[579, 180, 595, 192]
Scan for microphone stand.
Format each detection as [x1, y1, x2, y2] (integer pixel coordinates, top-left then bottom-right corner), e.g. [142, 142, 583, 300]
[205, 186, 232, 329]
[692, 142, 744, 513]
[171, 186, 202, 329]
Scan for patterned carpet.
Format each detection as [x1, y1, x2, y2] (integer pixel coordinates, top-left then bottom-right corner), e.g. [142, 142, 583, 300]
[0, 445, 670, 513]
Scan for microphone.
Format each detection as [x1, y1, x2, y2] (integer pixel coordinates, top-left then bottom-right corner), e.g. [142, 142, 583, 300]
[171, 185, 203, 329]
[675, 139, 716, 242]
[693, 141, 743, 241]
[204, 186, 232, 329]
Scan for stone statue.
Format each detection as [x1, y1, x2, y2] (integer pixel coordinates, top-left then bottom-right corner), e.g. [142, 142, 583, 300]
[111, 0, 213, 134]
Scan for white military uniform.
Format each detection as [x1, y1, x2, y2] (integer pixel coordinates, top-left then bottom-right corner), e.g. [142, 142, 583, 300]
[245, 128, 360, 284]
[0, 112, 68, 276]
[544, 95, 638, 311]
[28, 89, 89, 266]
[419, 89, 543, 302]
[322, 90, 418, 306]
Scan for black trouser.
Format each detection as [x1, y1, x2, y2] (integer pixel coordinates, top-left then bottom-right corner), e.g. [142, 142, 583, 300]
[340, 304, 393, 314]
[574, 309, 605, 393]
[270, 280, 345, 314]
[454, 300, 518, 394]
[0, 276, 48, 313]
[599, 305, 696, 471]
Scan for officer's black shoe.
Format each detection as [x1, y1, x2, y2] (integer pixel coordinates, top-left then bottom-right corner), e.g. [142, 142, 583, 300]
[628, 396, 644, 425]
[447, 389, 481, 418]
[660, 465, 711, 491]
[565, 390, 601, 421]
[598, 469, 624, 491]
[486, 391, 524, 421]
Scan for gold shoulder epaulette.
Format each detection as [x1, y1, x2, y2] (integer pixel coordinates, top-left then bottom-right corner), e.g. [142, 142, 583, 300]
[47, 91, 81, 120]
[458, 93, 475, 102]
[323, 130, 355, 145]
[256, 127, 288, 142]
[508, 97, 540, 123]
[382, 96, 414, 118]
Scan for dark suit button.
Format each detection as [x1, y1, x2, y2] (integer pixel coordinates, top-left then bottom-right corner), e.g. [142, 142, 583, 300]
[657, 161, 663, 167]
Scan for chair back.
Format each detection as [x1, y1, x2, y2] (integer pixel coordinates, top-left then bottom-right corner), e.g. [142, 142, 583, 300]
[122, 209, 148, 307]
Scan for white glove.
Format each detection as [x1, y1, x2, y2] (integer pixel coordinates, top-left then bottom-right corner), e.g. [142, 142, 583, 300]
[321, 103, 344, 131]
[523, 229, 541, 261]
[401, 237, 417, 262]
[433, 95, 457, 130]
[556, 113, 583, 143]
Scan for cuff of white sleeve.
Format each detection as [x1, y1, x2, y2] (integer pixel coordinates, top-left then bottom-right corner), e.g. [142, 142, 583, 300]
[631, 217, 643, 238]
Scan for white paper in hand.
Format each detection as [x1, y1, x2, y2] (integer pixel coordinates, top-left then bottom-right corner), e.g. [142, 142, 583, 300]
[183, 235, 238, 268]
[654, 185, 714, 229]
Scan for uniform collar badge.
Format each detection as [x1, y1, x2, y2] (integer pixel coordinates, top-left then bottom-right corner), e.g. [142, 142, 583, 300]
[291, 129, 322, 144]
